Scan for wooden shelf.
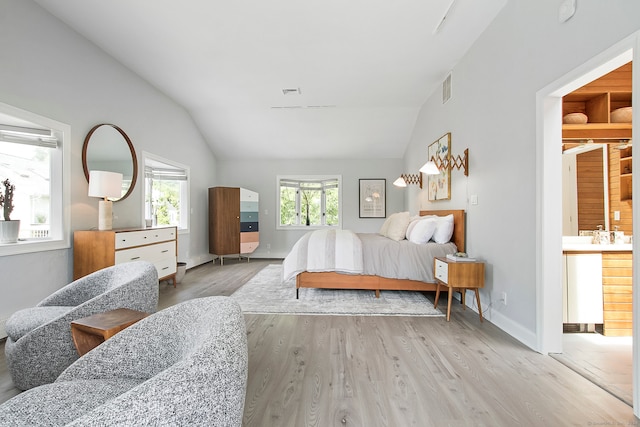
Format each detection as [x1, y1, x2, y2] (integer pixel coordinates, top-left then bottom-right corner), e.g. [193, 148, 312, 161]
[562, 62, 632, 141]
[562, 123, 632, 140]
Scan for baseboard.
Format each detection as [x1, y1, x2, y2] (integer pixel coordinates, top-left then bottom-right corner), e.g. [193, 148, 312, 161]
[463, 297, 538, 352]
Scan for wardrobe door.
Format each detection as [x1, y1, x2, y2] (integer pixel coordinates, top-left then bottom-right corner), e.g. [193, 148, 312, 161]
[209, 187, 240, 255]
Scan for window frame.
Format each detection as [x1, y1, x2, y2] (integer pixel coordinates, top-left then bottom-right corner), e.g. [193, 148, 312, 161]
[276, 175, 342, 230]
[0, 102, 70, 257]
[141, 151, 190, 234]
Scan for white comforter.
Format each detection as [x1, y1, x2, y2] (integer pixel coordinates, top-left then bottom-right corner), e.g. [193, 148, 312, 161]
[282, 229, 363, 281]
[282, 230, 457, 283]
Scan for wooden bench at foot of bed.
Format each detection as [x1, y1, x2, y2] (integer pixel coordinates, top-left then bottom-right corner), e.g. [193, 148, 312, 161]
[295, 271, 441, 299]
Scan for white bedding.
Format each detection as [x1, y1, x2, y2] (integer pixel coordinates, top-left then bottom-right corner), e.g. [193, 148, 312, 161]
[282, 229, 363, 281]
[282, 230, 457, 283]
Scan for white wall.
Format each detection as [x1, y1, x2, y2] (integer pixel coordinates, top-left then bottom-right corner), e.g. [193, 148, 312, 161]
[217, 158, 405, 258]
[0, 0, 217, 332]
[402, 0, 640, 347]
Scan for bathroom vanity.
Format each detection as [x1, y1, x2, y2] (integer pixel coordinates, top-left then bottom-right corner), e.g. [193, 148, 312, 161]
[562, 236, 632, 336]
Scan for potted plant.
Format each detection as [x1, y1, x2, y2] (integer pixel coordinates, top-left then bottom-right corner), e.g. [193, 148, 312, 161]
[0, 179, 20, 243]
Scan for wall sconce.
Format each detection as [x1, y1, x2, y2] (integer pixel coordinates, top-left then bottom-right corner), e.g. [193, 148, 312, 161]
[88, 170, 123, 231]
[393, 173, 422, 188]
[420, 148, 469, 176]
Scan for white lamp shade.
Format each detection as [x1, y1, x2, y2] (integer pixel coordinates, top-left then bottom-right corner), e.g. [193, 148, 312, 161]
[419, 161, 441, 175]
[393, 176, 407, 187]
[88, 170, 123, 199]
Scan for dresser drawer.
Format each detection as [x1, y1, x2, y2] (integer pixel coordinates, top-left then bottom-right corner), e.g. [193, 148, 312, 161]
[240, 241, 259, 254]
[434, 258, 449, 283]
[240, 188, 259, 202]
[115, 228, 176, 249]
[154, 256, 177, 279]
[241, 232, 259, 243]
[240, 211, 259, 222]
[115, 241, 176, 264]
[240, 222, 259, 232]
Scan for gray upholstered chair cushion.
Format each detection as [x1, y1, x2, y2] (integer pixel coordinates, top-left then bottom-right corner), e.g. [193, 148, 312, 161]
[0, 296, 248, 427]
[4, 261, 159, 390]
[0, 379, 141, 426]
[4, 306, 74, 340]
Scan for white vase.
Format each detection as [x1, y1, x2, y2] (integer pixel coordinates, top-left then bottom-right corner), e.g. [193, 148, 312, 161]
[0, 220, 20, 243]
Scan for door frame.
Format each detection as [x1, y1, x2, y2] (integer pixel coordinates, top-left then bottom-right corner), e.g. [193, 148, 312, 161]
[536, 32, 639, 414]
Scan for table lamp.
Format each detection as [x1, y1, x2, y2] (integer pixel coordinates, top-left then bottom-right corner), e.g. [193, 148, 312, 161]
[88, 170, 123, 230]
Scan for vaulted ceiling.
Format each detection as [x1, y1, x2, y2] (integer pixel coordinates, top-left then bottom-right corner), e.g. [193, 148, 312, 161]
[34, 0, 507, 160]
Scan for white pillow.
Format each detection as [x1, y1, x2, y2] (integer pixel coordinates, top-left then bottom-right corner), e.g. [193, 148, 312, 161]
[405, 216, 422, 240]
[408, 218, 438, 244]
[432, 214, 454, 244]
[385, 212, 410, 241]
[379, 215, 394, 236]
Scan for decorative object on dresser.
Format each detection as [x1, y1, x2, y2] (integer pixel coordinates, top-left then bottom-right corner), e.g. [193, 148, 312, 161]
[4, 261, 158, 391]
[73, 226, 178, 286]
[87, 170, 123, 231]
[209, 187, 259, 265]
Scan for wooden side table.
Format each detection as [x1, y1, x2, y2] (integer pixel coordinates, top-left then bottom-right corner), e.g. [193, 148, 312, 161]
[433, 257, 485, 322]
[71, 308, 149, 356]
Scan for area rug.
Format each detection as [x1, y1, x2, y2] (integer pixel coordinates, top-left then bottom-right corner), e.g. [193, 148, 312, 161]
[231, 264, 444, 316]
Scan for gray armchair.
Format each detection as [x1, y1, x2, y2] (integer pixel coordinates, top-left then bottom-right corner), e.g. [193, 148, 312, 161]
[4, 261, 159, 390]
[0, 297, 248, 427]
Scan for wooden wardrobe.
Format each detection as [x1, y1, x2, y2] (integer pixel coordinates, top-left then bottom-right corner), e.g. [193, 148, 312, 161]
[208, 187, 259, 264]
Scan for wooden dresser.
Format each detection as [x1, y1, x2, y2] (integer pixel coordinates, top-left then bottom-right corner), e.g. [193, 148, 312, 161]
[73, 226, 177, 285]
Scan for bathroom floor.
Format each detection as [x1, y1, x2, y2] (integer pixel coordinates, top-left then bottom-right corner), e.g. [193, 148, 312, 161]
[551, 332, 632, 406]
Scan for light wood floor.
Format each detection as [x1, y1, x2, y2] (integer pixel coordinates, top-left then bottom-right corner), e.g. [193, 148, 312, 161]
[1, 259, 638, 426]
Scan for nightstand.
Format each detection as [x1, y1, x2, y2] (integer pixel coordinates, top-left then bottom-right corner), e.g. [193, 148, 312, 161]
[433, 257, 485, 322]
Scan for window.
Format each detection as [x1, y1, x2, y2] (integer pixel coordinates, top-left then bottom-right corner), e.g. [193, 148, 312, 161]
[143, 152, 189, 232]
[278, 175, 341, 228]
[0, 102, 70, 256]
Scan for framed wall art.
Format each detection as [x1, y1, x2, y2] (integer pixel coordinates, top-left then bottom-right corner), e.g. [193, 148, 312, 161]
[427, 133, 451, 201]
[359, 179, 386, 218]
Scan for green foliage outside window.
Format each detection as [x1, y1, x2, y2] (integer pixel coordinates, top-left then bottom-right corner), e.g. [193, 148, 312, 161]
[152, 180, 180, 226]
[279, 177, 340, 227]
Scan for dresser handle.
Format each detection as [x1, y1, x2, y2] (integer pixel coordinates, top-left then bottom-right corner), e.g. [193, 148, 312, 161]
[161, 250, 168, 253]
[130, 256, 141, 260]
[162, 266, 169, 270]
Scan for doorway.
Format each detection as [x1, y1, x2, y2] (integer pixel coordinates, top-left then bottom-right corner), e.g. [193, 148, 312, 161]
[537, 33, 638, 415]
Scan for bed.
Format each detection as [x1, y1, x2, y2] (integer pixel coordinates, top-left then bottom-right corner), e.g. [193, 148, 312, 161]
[285, 209, 465, 298]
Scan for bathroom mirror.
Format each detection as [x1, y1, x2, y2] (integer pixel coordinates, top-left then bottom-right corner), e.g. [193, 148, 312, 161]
[82, 124, 137, 201]
[562, 143, 609, 235]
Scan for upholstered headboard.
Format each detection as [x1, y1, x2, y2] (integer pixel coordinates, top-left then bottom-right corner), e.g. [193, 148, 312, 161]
[419, 209, 466, 252]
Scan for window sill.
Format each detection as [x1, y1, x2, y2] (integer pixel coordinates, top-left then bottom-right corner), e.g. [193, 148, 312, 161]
[0, 238, 70, 257]
[277, 225, 340, 231]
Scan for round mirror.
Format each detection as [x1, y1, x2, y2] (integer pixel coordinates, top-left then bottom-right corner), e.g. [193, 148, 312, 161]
[82, 124, 137, 201]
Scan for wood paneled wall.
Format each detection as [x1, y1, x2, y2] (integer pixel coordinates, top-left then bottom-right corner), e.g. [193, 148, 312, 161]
[576, 149, 605, 232]
[608, 146, 633, 234]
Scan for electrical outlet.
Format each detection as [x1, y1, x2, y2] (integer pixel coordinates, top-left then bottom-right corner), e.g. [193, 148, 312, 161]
[501, 292, 507, 306]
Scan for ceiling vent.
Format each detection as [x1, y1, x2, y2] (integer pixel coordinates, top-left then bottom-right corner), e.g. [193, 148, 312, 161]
[282, 88, 302, 95]
[442, 73, 452, 104]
